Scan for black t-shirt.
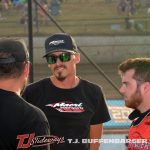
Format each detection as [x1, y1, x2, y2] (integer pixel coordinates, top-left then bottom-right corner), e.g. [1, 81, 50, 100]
[23, 78, 111, 150]
[0, 89, 50, 150]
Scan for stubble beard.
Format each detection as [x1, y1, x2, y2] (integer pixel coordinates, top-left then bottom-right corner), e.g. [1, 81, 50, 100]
[125, 88, 142, 109]
[54, 65, 67, 81]
[56, 72, 66, 81]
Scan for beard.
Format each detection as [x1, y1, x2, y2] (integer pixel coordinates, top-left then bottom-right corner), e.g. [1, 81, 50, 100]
[125, 88, 142, 109]
[55, 72, 66, 81]
[54, 65, 67, 81]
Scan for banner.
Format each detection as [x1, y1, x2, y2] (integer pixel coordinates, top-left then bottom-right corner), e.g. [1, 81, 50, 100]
[104, 99, 133, 128]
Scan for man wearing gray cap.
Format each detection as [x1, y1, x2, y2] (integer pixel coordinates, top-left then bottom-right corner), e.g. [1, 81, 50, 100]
[23, 33, 111, 150]
[0, 38, 50, 150]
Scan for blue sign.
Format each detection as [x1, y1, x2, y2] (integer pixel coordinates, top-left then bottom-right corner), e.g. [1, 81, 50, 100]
[104, 99, 133, 128]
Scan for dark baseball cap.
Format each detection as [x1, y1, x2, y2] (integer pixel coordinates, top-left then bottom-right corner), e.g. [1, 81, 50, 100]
[0, 38, 29, 64]
[43, 33, 78, 57]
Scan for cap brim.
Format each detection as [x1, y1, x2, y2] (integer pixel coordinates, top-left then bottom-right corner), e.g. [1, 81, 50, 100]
[43, 49, 76, 57]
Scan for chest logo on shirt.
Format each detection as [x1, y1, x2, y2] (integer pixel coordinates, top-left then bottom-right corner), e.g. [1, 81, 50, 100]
[46, 101, 85, 113]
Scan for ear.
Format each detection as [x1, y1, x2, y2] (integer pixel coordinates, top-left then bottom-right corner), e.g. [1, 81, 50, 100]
[74, 53, 80, 64]
[141, 82, 150, 94]
[24, 62, 30, 78]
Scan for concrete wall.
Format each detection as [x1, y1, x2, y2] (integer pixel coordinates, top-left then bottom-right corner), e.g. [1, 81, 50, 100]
[24, 36, 150, 64]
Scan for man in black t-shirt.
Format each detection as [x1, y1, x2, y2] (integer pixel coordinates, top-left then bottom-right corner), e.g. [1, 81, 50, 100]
[23, 33, 111, 150]
[0, 38, 50, 150]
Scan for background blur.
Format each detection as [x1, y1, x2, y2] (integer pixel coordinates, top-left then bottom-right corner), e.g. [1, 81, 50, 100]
[1, 0, 150, 149]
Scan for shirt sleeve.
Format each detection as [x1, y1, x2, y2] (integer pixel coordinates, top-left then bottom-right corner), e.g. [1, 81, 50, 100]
[90, 87, 111, 125]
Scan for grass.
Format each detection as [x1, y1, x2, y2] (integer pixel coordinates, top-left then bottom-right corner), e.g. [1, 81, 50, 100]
[0, 0, 150, 36]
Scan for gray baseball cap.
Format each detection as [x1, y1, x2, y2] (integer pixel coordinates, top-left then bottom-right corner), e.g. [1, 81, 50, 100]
[0, 38, 29, 64]
[43, 33, 78, 57]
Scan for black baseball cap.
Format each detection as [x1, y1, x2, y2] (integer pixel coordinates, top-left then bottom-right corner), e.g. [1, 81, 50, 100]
[0, 38, 29, 64]
[43, 33, 78, 57]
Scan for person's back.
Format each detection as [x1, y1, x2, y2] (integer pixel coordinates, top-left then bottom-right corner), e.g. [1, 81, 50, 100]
[0, 89, 50, 149]
[0, 38, 50, 150]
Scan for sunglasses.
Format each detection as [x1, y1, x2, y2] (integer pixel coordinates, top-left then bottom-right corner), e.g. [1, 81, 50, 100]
[46, 52, 74, 64]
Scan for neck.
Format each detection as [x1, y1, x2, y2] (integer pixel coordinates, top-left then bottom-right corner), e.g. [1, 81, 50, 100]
[0, 78, 21, 95]
[50, 75, 80, 89]
[138, 100, 150, 113]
